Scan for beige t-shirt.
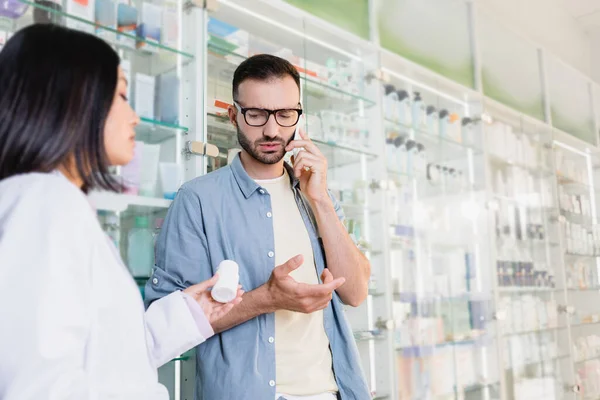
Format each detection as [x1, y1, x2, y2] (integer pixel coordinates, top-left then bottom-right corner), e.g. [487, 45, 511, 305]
[255, 170, 338, 396]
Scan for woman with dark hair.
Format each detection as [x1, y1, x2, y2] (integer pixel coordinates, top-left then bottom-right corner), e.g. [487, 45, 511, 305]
[0, 24, 241, 399]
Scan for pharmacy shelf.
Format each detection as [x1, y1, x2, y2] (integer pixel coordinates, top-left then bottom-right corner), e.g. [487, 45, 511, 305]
[571, 320, 600, 329]
[490, 193, 555, 211]
[575, 354, 600, 364]
[564, 252, 600, 258]
[396, 334, 492, 358]
[339, 203, 380, 217]
[502, 326, 567, 337]
[136, 118, 188, 144]
[488, 153, 554, 177]
[89, 192, 172, 213]
[207, 43, 376, 114]
[354, 331, 386, 343]
[383, 118, 483, 157]
[498, 286, 560, 294]
[557, 175, 600, 194]
[505, 354, 570, 371]
[394, 291, 490, 303]
[17, 0, 194, 77]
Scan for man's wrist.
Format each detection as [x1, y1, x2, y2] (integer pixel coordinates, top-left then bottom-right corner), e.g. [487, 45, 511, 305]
[309, 193, 335, 214]
[256, 284, 278, 314]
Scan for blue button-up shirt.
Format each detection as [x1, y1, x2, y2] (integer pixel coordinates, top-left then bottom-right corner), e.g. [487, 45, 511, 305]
[145, 155, 371, 400]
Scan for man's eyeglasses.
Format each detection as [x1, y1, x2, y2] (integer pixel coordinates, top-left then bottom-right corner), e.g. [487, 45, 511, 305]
[233, 101, 302, 127]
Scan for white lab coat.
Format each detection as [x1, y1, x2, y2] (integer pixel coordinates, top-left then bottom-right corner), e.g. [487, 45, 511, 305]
[0, 172, 207, 400]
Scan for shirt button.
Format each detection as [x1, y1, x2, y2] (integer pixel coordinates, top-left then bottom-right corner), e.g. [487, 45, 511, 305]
[259, 189, 265, 194]
[268, 336, 275, 343]
[267, 212, 272, 218]
[268, 251, 274, 258]
[152, 278, 158, 285]
[269, 380, 275, 387]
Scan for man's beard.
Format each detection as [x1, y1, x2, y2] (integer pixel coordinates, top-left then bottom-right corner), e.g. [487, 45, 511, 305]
[236, 125, 293, 165]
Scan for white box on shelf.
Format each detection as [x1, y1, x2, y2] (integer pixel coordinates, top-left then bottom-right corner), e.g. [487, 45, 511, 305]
[159, 0, 178, 49]
[95, 0, 117, 42]
[134, 73, 155, 119]
[137, 2, 161, 52]
[156, 69, 179, 125]
[66, 0, 96, 34]
[116, 1, 137, 49]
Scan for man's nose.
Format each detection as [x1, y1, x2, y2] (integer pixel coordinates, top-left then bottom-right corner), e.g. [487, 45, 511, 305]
[262, 115, 280, 138]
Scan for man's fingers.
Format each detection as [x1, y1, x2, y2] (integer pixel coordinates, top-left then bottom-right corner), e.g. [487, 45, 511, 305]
[298, 277, 346, 297]
[274, 254, 303, 276]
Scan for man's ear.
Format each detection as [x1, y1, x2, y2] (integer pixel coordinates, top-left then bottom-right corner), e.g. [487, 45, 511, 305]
[228, 105, 237, 127]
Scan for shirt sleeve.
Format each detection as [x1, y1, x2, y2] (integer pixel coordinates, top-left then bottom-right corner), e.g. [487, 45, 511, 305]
[144, 187, 213, 309]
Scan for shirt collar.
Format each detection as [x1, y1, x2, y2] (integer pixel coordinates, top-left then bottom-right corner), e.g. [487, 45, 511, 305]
[230, 153, 300, 199]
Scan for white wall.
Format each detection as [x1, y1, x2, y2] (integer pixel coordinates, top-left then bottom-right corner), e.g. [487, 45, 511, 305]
[476, 0, 592, 78]
[589, 30, 600, 84]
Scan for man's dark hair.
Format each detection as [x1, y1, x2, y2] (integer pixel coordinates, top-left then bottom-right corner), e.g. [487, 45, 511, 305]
[232, 54, 301, 101]
[0, 23, 121, 192]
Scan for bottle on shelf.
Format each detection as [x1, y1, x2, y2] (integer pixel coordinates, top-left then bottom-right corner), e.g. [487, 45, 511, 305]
[127, 216, 154, 278]
[411, 92, 425, 130]
[384, 84, 399, 122]
[426, 105, 438, 136]
[438, 109, 449, 138]
[397, 89, 411, 126]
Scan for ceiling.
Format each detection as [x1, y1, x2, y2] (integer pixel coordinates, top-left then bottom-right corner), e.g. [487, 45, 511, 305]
[560, 0, 600, 33]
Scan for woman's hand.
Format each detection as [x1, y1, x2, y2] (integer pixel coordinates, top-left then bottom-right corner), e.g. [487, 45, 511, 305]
[183, 275, 244, 323]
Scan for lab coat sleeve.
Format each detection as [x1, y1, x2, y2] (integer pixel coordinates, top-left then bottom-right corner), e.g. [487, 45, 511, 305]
[144, 291, 213, 368]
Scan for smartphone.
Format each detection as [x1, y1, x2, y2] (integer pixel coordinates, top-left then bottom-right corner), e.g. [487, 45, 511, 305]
[293, 114, 304, 159]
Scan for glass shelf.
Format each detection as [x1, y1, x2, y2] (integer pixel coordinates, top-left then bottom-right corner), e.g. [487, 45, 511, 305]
[575, 354, 600, 364]
[206, 112, 378, 169]
[506, 355, 570, 371]
[136, 118, 188, 144]
[384, 118, 483, 157]
[571, 320, 600, 328]
[396, 335, 491, 358]
[498, 286, 560, 294]
[394, 291, 489, 303]
[502, 326, 567, 337]
[339, 203, 379, 216]
[557, 174, 599, 194]
[207, 43, 376, 113]
[169, 349, 194, 363]
[354, 332, 386, 343]
[487, 153, 553, 177]
[17, 0, 194, 71]
[559, 209, 596, 225]
[89, 191, 172, 213]
[564, 252, 600, 259]
[490, 193, 555, 211]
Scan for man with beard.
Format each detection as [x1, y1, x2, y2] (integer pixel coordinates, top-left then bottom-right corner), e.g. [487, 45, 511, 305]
[145, 54, 371, 400]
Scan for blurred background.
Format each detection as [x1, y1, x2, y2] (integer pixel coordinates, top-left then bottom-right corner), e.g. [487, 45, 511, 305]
[4, 0, 600, 399]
